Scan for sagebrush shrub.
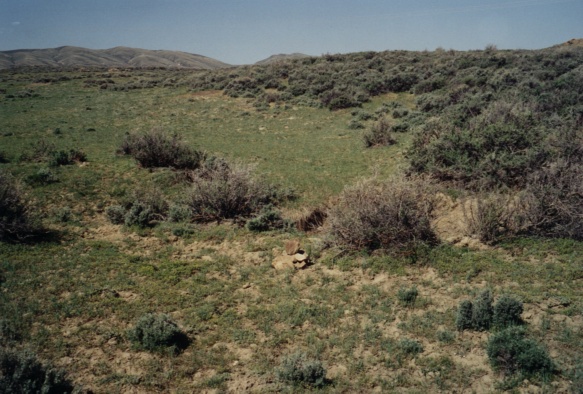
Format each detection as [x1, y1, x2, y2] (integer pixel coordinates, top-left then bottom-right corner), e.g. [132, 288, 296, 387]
[327, 176, 436, 251]
[363, 117, 396, 147]
[398, 338, 424, 355]
[0, 171, 40, 241]
[127, 313, 187, 354]
[493, 295, 523, 328]
[276, 351, 326, 388]
[397, 287, 418, 307]
[486, 327, 553, 378]
[246, 205, 290, 232]
[105, 205, 126, 225]
[0, 348, 74, 393]
[120, 128, 206, 170]
[184, 159, 286, 222]
[464, 193, 521, 244]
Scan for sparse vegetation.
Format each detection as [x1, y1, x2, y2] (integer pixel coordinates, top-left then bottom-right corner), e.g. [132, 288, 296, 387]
[1, 45, 582, 393]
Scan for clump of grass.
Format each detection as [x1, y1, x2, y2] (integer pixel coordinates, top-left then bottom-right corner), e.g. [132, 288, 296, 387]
[0, 348, 74, 393]
[276, 351, 327, 388]
[120, 128, 206, 170]
[127, 313, 188, 354]
[327, 175, 436, 251]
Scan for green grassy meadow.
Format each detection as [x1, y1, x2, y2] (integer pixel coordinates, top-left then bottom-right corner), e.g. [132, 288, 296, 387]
[1, 65, 582, 393]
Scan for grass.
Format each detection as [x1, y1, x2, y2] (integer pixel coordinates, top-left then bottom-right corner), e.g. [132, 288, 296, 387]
[0, 68, 581, 393]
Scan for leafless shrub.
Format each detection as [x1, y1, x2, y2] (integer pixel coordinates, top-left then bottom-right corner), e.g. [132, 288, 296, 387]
[519, 160, 583, 239]
[363, 117, 396, 147]
[327, 176, 436, 251]
[296, 207, 327, 232]
[463, 193, 524, 244]
[183, 159, 285, 222]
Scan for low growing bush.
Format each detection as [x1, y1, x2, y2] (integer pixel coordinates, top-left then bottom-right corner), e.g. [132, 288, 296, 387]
[327, 176, 436, 251]
[456, 289, 494, 331]
[363, 117, 396, 147]
[0, 348, 74, 393]
[397, 287, 419, 307]
[472, 289, 494, 331]
[246, 205, 291, 232]
[120, 128, 206, 170]
[486, 327, 554, 379]
[184, 159, 287, 222]
[0, 171, 41, 241]
[276, 351, 326, 388]
[493, 295, 523, 328]
[127, 313, 188, 354]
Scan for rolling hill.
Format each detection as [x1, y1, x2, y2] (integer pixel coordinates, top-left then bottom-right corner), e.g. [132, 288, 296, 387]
[255, 53, 312, 65]
[0, 46, 231, 69]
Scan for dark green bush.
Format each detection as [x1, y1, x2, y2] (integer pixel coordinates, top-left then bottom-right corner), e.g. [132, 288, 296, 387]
[276, 351, 326, 388]
[397, 287, 419, 307]
[456, 290, 495, 331]
[124, 202, 154, 228]
[456, 300, 474, 331]
[120, 128, 206, 170]
[398, 338, 424, 355]
[0, 151, 9, 163]
[486, 327, 554, 378]
[0, 348, 74, 393]
[472, 289, 494, 331]
[0, 171, 41, 241]
[493, 295, 523, 328]
[246, 205, 290, 232]
[127, 313, 188, 354]
[105, 205, 126, 225]
[327, 176, 436, 251]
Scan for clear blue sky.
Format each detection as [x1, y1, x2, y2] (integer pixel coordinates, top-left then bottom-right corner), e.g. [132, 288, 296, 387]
[1, 0, 582, 64]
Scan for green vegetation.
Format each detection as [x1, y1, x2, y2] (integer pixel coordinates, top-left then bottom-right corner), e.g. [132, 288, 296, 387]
[127, 313, 188, 354]
[1, 45, 582, 392]
[276, 351, 327, 388]
[0, 348, 74, 393]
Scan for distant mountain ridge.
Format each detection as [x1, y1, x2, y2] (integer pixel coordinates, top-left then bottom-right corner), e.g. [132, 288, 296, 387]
[0, 46, 231, 69]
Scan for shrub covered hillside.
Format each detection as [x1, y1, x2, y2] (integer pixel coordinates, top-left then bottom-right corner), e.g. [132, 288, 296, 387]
[0, 44, 582, 393]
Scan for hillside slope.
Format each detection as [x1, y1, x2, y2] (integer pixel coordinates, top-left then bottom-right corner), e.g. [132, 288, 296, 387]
[0, 46, 231, 69]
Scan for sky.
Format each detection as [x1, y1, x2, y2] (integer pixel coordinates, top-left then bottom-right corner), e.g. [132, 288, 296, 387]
[0, 0, 582, 65]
